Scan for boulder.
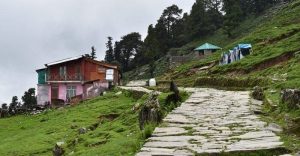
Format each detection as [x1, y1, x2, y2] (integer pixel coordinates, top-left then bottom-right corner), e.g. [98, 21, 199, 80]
[252, 86, 264, 100]
[52, 142, 65, 156]
[139, 91, 162, 130]
[115, 91, 122, 95]
[126, 80, 147, 87]
[266, 123, 283, 133]
[281, 89, 300, 110]
[78, 127, 87, 134]
[166, 81, 182, 104]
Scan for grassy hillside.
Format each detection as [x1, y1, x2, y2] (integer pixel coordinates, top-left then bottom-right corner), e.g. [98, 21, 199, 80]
[0, 89, 188, 156]
[0, 91, 143, 155]
[159, 0, 300, 89]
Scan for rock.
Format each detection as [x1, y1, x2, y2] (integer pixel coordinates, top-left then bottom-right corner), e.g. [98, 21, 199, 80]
[68, 151, 74, 155]
[139, 91, 162, 130]
[56, 141, 64, 146]
[166, 81, 181, 104]
[281, 89, 300, 110]
[295, 151, 300, 156]
[253, 109, 264, 115]
[52, 143, 65, 156]
[126, 80, 147, 87]
[115, 91, 122, 95]
[295, 51, 300, 59]
[132, 103, 141, 111]
[57, 107, 64, 110]
[252, 86, 264, 100]
[70, 124, 78, 129]
[78, 127, 87, 134]
[266, 123, 283, 133]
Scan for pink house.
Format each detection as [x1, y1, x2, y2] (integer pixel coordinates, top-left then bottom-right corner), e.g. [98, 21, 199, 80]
[36, 55, 120, 106]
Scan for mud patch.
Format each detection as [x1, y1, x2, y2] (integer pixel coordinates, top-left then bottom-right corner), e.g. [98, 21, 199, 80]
[98, 113, 120, 121]
[250, 50, 297, 72]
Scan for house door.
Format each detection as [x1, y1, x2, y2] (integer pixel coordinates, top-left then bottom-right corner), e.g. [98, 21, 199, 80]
[51, 86, 59, 100]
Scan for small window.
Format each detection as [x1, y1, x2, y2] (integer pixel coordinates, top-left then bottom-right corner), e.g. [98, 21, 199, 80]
[59, 66, 67, 78]
[66, 86, 76, 99]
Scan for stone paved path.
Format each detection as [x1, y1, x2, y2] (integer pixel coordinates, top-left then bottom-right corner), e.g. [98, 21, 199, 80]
[137, 88, 283, 156]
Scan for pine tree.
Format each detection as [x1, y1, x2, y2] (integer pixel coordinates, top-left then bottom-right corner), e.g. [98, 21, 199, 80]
[22, 88, 37, 110]
[185, 0, 208, 40]
[223, 0, 243, 37]
[104, 37, 114, 63]
[90, 46, 97, 60]
[113, 41, 121, 63]
[119, 32, 143, 71]
[9, 96, 18, 115]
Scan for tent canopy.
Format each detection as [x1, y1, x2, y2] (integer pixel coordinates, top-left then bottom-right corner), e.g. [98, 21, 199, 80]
[194, 43, 221, 51]
[238, 44, 252, 49]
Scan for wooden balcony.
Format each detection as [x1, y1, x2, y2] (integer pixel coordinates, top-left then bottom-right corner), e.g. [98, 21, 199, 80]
[47, 74, 83, 82]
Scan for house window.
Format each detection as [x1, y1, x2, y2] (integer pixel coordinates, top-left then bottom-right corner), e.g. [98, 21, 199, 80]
[75, 66, 81, 80]
[66, 86, 76, 99]
[59, 66, 67, 78]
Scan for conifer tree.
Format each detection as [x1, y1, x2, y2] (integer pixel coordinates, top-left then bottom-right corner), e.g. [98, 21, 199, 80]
[104, 37, 114, 63]
[22, 88, 37, 110]
[9, 96, 18, 115]
[90, 46, 97, 60]
[223, 0, 243, 37]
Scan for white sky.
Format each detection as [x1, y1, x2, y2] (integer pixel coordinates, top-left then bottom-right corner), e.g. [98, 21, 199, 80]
[0, 0, 194, 103]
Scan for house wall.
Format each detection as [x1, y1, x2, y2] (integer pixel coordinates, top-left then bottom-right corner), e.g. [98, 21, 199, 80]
[58, 84, 67, 101]
[83, 80, 109, 99]
[83, 59, 120, 85]
[49, 83, 84, 103]
[37, 84, 50, 105]
[37, 69, 47, 84]
[47, 58, 119, 84]
[204, 50, 213, 55]
[83, 60, 106, 81]
[48, 59, 83, 81]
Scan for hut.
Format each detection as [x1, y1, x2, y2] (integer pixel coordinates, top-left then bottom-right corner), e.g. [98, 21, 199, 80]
[194, 43, 221, 58]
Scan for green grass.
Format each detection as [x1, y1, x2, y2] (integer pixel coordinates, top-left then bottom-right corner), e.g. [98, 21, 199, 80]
[0, 89, 189, 156]
[0, 91, 147, 156]
[164, 0, 300, 85]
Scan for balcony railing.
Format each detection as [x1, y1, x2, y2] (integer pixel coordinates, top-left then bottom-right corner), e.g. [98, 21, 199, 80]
[47, 74, 83, 82]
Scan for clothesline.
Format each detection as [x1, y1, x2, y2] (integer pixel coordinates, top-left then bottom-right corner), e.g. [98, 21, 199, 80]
[220, 44, 252, 65]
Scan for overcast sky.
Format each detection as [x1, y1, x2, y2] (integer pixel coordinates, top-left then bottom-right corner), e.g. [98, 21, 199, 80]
[0, 0, 194, 104]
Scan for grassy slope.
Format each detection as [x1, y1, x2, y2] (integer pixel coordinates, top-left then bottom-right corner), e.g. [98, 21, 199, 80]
[0, 91, 145, 156]
[0, 89, 188, 156]
[160, 1, 300, 89]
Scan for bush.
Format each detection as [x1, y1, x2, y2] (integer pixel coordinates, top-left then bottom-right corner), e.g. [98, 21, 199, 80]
[194, 76, 270, 88]
[142, 124, 156, 139]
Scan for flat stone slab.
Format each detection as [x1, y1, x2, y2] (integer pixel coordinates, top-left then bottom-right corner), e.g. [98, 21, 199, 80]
[136, 88, 284, 155]
[137, 147, 193, 156]
[152, 127, 187, 137]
